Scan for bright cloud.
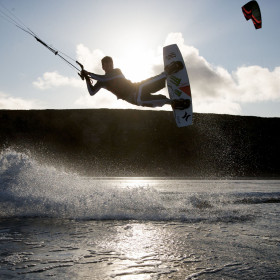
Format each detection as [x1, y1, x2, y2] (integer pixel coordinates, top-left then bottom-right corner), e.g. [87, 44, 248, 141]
[32, 33, 280, 115]
[76, 44, 105, 73]
[33, 44, 105, 90]
[0, 92, 40, 109]
[195, 100, 242, 115]
[164, 33, 280, 114]
[33, 71, 82, 90]
[234, 66, 280, 102]
[75, 90, 136, 109]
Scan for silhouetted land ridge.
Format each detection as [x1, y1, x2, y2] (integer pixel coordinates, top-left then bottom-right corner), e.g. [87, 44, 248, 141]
[0, 109, 279, 178]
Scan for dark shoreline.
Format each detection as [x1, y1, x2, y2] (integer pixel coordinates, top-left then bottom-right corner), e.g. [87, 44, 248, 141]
[1, 109, 280, 178]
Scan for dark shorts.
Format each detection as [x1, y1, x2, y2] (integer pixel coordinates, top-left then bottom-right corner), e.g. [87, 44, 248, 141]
[121, 73, 169, 107]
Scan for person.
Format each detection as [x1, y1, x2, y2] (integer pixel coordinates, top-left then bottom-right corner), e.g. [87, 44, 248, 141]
[80, 56, 189, 109]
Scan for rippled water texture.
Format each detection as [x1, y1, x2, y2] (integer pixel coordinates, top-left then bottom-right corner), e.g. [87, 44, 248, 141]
[0, 149, 279, 279]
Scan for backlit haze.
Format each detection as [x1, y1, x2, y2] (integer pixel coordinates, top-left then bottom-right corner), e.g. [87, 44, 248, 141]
[0, 0, 280, 117]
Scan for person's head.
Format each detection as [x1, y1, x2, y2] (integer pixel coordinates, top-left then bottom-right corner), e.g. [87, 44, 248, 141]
[101, 56, 114, 73]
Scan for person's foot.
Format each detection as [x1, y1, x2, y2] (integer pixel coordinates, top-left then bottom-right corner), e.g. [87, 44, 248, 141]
[171, 99, 191, 110]
[165, 61, 184, 75]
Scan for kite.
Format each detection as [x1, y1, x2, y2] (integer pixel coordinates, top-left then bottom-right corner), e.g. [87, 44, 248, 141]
[242, 1, 262, 29]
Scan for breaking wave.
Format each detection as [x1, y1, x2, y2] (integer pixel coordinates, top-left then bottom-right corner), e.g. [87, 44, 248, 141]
[0, 149, 279, 222]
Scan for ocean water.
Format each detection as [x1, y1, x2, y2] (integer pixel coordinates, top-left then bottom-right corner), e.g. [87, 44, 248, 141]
[0, 149, 279, 279]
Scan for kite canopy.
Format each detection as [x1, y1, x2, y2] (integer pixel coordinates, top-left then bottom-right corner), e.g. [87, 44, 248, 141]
[242, 0, 262, 29]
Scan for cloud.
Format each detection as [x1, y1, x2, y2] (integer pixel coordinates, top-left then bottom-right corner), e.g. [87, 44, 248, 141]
[234, 66, 280, 102]
[76, 44, 105, 73]
[164, 33, 280, 114]
[0, 92, 40, 109]
[33, 44, 141, 109]
[33, 71, 82, 90]
[32, 34, 280, 115]
[33, 43, 106, 90]
[195, 100, 242, 115]
[75, 89, 136, 109]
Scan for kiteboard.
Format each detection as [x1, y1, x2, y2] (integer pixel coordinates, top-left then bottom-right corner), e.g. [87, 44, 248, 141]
[163, 44, 193, 127]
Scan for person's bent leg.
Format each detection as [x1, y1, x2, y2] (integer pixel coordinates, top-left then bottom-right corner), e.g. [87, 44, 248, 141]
[136, 72, 171, 107]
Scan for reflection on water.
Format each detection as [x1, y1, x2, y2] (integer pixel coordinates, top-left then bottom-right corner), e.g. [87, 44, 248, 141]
[0, 153, 280, 279]
[1, 216, 275, 279]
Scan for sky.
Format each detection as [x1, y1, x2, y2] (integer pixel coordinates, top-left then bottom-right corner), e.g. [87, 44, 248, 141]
[0, 0, 280, 117]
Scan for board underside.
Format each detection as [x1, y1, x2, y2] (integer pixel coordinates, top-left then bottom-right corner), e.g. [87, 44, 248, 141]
[163, 44, 193, 127]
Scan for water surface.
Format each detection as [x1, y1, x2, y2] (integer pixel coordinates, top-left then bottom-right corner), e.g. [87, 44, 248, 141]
[0, 150, 279, 279]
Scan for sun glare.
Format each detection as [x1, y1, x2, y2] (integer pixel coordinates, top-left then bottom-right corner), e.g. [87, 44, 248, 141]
[119, 178, 150, 189]
[117, 45, 159, 83]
